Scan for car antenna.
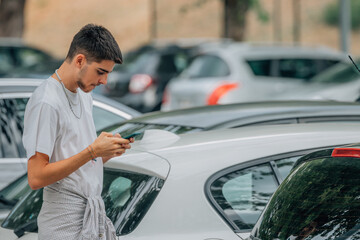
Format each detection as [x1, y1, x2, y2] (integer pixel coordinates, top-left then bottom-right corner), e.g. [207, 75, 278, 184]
[348, 55, 360, 73]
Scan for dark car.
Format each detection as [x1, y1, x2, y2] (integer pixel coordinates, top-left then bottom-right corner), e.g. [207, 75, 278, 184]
[0, 78, 141, 188]
[100, 100, 360, 138]
[95, 40, 230, 113]
[249, 144, 360, 240]
[0, 38, 58, 77]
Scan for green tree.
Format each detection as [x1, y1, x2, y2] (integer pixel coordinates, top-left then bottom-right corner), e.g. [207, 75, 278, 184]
[323, 0, 360, 30]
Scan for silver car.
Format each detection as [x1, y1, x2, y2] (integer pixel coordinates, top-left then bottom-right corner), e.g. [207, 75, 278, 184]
[2, 123, 360, 239]
[161, 42, 347, 111]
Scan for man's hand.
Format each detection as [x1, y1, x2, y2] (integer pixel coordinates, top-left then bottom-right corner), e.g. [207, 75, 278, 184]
[92, 132, 132, 159]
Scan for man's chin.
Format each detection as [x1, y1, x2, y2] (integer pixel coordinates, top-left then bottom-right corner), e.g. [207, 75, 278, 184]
[81, 85, 95, 93]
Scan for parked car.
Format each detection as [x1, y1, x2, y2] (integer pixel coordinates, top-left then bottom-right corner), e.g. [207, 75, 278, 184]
[0, 38, 58, 77]
[271, 57, 360, 102]
[161, 42, 348, 111]
[0, 78, 140, 189]
[100, 100, 360, 137]
[2, 123, 360, 239]
[249, 144, 360, 240]
[95, 39, 231, 113]
[3, 100, 360, 224]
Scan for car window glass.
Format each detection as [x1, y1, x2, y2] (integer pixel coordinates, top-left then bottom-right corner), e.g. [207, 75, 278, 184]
[0, 99, 23, 158]
[93, 106, 126, 134]
[0, 48, 14, 74]
[0, 173, 30, 205]
[210, 163, 278, 230]
[309, 62, 359, 84]
[182, 55, 230, 78]
[102, 168, 164, 235]
[2, 168, 165, 236]
[246, 60, 272, 76]
[278, 59, 317, 80]
[127, 52, 158, 74]
[274, 156, 302, 181]
[255, 157, 360, 240]
[157, 54, 178, 74]
[15, 48, 50, 68]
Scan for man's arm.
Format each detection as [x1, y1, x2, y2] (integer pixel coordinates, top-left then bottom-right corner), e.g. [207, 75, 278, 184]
[27, 132, 131, 190]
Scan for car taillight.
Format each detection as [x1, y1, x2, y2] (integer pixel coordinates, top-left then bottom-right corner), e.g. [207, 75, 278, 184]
[331, 148, 360, 158]
[207, 83, 239, 105]
[129, 74, 153, 93]
[162, 87, 169, 104]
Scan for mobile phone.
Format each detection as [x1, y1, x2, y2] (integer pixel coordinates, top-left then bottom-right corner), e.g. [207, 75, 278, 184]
[122, 132, 142, 140]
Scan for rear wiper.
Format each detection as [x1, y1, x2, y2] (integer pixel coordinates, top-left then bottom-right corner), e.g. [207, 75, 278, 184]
[0, 195, 16, 206]
[13, 218, 38, 238]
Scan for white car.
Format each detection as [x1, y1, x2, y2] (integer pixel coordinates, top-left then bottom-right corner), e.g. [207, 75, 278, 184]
[2, 123, 360, 239]
[0, 78, 140, 189]
[269, 58, 360, 102]
[161, 42, 347, 111]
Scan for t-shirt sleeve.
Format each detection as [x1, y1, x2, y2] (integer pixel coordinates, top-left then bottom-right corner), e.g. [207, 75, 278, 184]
[22, 102, 59, 159]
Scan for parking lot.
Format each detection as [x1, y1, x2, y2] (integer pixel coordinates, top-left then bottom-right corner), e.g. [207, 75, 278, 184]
[1, 1, 360, 239]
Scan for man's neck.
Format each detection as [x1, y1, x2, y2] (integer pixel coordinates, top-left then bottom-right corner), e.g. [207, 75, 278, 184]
[53, 64, 78, 93]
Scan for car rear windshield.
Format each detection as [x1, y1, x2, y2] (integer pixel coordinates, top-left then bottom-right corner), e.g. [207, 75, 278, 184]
[2, 168, 164, 236]
[253, 156, 360, 240]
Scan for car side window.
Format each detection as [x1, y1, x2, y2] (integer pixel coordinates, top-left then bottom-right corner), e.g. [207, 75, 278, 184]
[274, 156, 302, 181]
[0, 99, 21, 158]
[208, 155, 303, 231]
[15, 48, 50, 68]
[246, 60, 272, 76]
[157, 54, 178, 74]
[0, 47, 14, 74]
[210, 163, 278, 230]
[184, 55, 230, 78]
[278, 59, 317, 80]
[102, 168, 164, 235]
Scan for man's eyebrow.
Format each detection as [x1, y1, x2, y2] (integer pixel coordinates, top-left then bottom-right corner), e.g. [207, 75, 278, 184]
[97, 67, 112, 73]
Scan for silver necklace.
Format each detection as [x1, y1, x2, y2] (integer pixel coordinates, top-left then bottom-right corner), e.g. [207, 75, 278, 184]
[55, 69, 82, 119]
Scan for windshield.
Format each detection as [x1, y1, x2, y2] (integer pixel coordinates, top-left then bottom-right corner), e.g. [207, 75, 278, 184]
[253, 156, 360, 240]
[2, 168, 164, 236]
[309, 60, 360, 84]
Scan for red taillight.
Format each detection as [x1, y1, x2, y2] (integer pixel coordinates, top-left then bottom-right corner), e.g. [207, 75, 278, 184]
[162, 87, 169, 104]
[129, 74, 153, 93]
[331, 148, 360, 158]
[207, 83, 239, 105]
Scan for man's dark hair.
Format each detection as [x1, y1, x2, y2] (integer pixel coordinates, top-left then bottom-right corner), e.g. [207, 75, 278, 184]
[66, 24, 122, 64]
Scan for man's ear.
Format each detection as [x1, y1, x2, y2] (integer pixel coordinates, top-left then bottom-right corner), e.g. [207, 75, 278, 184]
[74, 54, 87, 69]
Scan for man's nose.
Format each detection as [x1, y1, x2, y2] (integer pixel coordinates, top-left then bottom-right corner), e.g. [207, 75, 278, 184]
[99, 75, 108, 85]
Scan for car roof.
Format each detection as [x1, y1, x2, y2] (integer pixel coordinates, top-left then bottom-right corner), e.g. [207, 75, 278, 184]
[119, 100, 360, 129]
[199, 42, 347, 59]
[107, 123, 360, 178]
[0, 78, 141, 117]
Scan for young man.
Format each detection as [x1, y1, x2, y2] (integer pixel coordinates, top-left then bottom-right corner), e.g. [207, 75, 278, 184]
[23, 24, 131, 239]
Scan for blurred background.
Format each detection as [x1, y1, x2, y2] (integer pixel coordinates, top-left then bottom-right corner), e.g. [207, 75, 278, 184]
[2, 0, 360, 113]
[2, 0, 359, 57]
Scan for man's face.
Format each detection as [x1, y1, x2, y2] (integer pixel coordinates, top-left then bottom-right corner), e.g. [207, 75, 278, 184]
[77, 59, 115, 93]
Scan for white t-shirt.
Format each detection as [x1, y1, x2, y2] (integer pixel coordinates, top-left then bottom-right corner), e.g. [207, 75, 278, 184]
[22, 77, 103, 197]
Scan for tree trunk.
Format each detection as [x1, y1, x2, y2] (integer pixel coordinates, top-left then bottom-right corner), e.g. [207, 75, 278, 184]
[223, 0, 250, 41]
[0, 0, 26, 37]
